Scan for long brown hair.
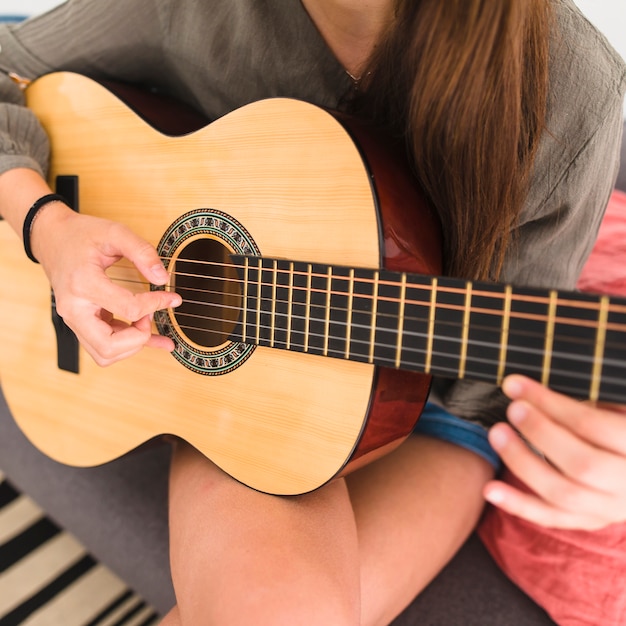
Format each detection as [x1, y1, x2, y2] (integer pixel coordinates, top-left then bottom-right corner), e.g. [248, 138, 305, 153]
[352, 0, 552, 280]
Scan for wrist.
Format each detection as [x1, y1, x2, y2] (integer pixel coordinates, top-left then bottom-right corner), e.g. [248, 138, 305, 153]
[23, 194, 68, 263]
[28, 199, 76, 266]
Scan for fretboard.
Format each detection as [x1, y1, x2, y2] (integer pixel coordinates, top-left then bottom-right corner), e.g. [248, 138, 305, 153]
[229, 255, 626, 404]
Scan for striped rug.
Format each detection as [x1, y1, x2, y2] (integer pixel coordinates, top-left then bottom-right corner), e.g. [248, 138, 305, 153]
[0, 472, 160, 625]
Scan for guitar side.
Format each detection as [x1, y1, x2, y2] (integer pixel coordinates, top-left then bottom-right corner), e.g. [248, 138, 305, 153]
[0, 73, 439, 494]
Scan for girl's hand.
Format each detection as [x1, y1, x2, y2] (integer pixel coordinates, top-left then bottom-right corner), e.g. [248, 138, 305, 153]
[32, 201, 182, 367]
[484, 374, 626, 530]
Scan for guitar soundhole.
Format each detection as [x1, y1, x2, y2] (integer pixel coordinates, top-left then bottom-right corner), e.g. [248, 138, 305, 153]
[154, 207, 258, 376]
[171, 237, 241, 350]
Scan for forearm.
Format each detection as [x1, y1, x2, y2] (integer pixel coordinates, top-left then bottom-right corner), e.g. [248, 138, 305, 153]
[0, 167, 52, 232]
[0, 167, 79, 268]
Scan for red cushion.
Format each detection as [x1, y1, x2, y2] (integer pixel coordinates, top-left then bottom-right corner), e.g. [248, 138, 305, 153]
[478, 189, 626, 625]
[478, 470, 626, 625]
[577, 190, 626, 294]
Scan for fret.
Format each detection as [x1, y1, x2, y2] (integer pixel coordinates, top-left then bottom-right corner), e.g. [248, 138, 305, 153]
[546, 291, 599, 399]
[399, 276, 433, 373]
[327, 266, 351, 359]
[287, 261, 310, 353]
[347, 268, 377, 363]
[255, 257, 263, 345]
[239, 257, 262, 346]
[257, 258, 278, 348]
[345, 269, 355, 360]
[371, 269, 403, 368]
[305, 263, 330, 356]
[286, 262, 294, 350]
[368, 272, 380, 364]
[270, 260, 278, 348]
[541, 290, 558, 386]
[459, 282, 472, 379]
[323, 266, 332, 356]
[395, 274, 407, 368]
[591, 296, 610, 402]
[463, 282, 510, 384]
[425, 278, 437, 374]
[241, 256, 250, 344]
[506, 286, 550, 383]
[428, 276, 466, 378]
[270, 259, 292, 350]
[599, 298, 626, 403]
[497, 286, 512, 385]
[304, 264, 313, 353]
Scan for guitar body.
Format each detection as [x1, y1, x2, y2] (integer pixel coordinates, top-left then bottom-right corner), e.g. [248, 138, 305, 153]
[0, 73, 441, 495]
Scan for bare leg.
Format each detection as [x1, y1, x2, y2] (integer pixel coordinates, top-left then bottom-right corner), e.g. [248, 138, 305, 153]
[159, 605, 181, 625]
[165, 435, 493, 626]
[166, 441, 361, 625]
[347, 435, 494, 626]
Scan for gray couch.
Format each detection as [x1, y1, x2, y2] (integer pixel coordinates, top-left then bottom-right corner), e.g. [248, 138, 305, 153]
[1, 124, 624, 624]
[0, 391, 557, 625]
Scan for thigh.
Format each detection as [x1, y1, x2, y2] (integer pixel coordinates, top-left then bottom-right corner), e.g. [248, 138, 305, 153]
[167, 435, 493, 626]
[167, 441, 362, 625]
[346, 434, 494, 626]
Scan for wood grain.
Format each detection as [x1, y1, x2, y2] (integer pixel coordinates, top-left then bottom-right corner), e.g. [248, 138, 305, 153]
[0, 73, 387, 495]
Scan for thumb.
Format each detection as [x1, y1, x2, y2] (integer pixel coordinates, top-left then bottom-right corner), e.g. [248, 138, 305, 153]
[105, 224, 169, 286]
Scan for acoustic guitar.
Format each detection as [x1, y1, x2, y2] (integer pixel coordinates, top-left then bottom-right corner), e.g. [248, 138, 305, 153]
[0, 72, 624, 495]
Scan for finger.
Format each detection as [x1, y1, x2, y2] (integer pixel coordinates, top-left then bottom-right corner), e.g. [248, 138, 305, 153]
[146, 333, 176, 352]
[131, 315, 177, 352]
[502, 375, 626, 455]
[483, 479, 607, 530]
[487, 423, 616, 517]
[102, 223, 170, 286]
[505, 397, 626, 494]
[111, 313, 175, 349]
[70, 269, 182, 323]
[62, 298, 175, 365]
[94, 316, 175, 364]
[123, 315, 176, 353]
[69, 311, 155, 367]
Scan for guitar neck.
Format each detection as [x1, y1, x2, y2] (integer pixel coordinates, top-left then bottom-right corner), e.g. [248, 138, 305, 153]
[221, 255, 626, 404]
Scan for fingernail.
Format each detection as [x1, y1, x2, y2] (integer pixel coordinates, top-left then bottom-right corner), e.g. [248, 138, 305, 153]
[151, 264, 169, 282]
[507, 401, 528, 426]
[171, 294, 183, 307]
[488, 424, 509, 450]
[485, 487, 505, 505]
[502, 375, 524, 399]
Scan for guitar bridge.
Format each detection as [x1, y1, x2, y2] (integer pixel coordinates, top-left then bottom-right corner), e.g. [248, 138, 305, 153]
[52, 175, 79, 374]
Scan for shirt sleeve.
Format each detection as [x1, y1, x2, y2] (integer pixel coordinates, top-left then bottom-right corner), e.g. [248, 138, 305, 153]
[0, 0, 170, 177]
[0, 75, 49, 176]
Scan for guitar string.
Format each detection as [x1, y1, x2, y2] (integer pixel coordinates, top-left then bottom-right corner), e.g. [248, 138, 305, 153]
[170, 296, 625, 360]
[163, 309, 626, 395]
[161, 281, 626, 352]
[107, 268, 626, 336]
[173, 307, 622, 368]
[107, 274, 626, 361]
[162, 257, 626, 313]
[105, 274, 626, 382]
[117, 257, 626, 318]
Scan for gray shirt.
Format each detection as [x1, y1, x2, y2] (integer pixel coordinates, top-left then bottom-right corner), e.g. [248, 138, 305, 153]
[1, 0, 625, 427]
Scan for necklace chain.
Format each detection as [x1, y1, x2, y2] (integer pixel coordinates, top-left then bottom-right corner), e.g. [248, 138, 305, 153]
[345, 69, 361, 84]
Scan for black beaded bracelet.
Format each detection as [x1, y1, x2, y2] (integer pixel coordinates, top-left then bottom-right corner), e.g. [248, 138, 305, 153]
[22, 193, 67, 263]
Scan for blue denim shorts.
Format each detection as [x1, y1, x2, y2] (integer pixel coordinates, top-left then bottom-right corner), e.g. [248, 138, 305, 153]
[412, 402, 501, 470]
